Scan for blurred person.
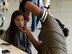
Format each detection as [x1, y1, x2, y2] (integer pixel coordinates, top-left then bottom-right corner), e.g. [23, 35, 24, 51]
[2, 0, 9, 12]
[31, 0, 38, 32]
[17, 1, 69, 54]
[31, 0, 44, 32]
[19, 0, 30, 22]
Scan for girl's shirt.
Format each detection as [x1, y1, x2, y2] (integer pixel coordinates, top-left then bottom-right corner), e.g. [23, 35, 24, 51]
[16, 30, 31, 54]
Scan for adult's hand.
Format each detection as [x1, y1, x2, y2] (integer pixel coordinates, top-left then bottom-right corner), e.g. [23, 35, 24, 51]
[18, 26, 27, 33]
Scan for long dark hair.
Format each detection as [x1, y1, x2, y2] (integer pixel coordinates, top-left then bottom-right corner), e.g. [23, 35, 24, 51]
[6, 10, 25, 45]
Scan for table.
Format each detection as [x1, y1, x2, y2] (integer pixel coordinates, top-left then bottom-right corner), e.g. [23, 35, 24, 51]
[0, 38, 28, 54]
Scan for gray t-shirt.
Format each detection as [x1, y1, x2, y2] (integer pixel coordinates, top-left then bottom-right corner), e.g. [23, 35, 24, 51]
[38, 10, 68, 54]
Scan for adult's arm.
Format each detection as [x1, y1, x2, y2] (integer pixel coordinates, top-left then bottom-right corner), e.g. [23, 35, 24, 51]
[22, 1, 44, 51]
[25, 1, 42, 18]
[25, 1, 47, 22]
[19, 27, 42, 52]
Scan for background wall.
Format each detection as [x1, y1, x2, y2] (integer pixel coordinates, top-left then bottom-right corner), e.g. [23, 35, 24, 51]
[50, 0, 72, 53]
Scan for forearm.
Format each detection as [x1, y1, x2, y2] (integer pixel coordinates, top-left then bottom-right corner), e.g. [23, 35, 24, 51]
[24, 1, 47, 22]
[26, 30, 41, 51]
[25, 1, 41, 17]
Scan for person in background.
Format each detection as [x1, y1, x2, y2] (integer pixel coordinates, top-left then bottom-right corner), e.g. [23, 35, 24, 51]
[19, 0, 30, 23]
[1, 10, 32, 54]
[31, 0, 44, 32]
[31, 0, 38, 32]
[2, 0, 8, 12]
[18, 1, 69, 54]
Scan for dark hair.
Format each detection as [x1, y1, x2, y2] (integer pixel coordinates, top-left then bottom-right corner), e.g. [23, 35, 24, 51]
[6, 10, 25, 45]
[19, 0, 30, 13]
[55, 18, 69, 37]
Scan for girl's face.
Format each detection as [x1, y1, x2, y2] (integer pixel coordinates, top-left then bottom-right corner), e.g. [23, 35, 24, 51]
[14, 15, 24, 28]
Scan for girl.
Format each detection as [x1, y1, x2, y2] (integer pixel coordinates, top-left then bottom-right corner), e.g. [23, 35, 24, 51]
[1, 10, 32, 54]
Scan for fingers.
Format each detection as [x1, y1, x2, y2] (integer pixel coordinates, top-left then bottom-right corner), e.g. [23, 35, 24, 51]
[18, 26, 27, 32]
[22, 27, 27, 32]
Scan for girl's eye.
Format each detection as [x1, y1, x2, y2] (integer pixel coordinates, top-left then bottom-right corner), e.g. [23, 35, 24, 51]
[16, 19, 19, 23]
[16, 19, 19, 22]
